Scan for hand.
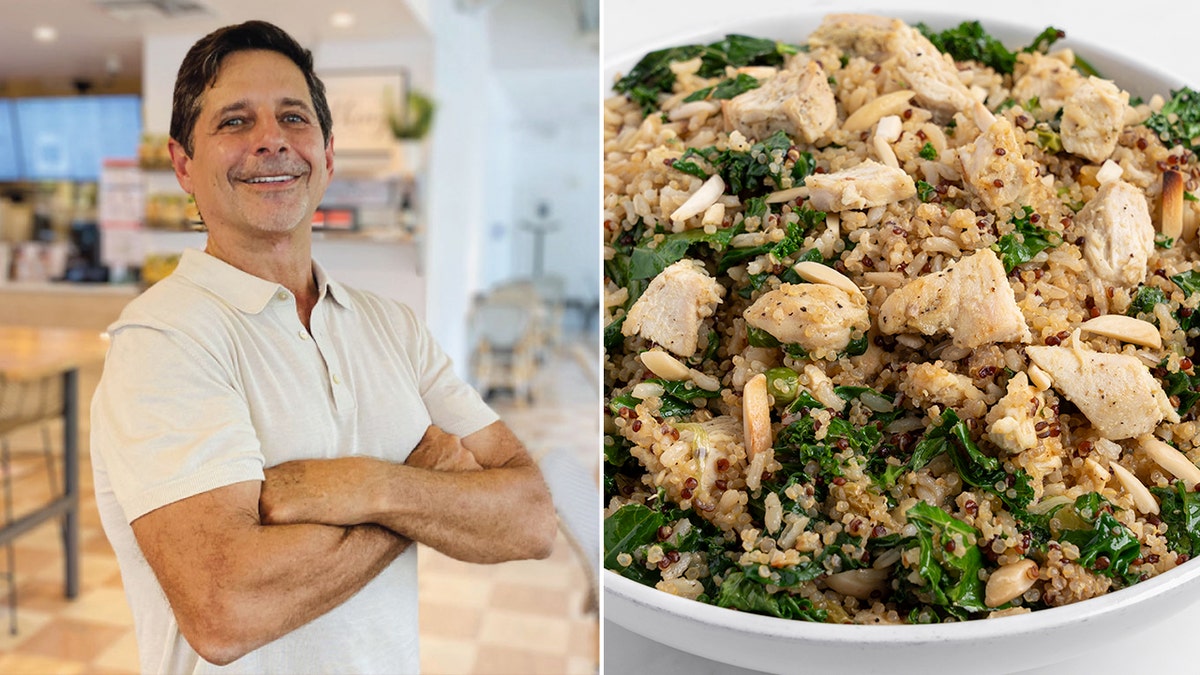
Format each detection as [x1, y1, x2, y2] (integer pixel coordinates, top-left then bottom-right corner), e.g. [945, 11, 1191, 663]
[259, 456, 376, 526]
[405, 425, 483, 472]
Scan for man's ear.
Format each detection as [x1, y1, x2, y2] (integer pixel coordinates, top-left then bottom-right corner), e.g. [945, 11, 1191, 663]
[167, 138, 194, 194]
[324, 134, 335, 181]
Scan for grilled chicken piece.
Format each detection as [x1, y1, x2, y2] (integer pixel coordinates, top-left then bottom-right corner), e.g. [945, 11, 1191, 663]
[878, 247, 1031, 349]
[622, 259, 723, 358]
[742, 283, 869, 357]
[723, 60, 837, 143]
[804, 159, 916, 212]
[1011, 51, 1084, 117]
[957, 103, 1044, 211]
[809, 14, 974, 121]
[1061, 77, 1128, 163]
[900, 361, 985, 410]
[1026, 345, 1179, 440]
[1074, 180, 1154, 287]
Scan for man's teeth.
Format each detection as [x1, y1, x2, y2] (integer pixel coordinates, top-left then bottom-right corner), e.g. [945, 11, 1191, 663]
[246, 175, 293, 183]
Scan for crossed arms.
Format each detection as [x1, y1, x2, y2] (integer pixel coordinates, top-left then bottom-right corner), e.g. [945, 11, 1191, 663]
[130, 421, 557, 666]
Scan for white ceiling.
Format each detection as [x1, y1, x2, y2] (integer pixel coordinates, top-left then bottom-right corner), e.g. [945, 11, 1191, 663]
[0, 0, 599, 125]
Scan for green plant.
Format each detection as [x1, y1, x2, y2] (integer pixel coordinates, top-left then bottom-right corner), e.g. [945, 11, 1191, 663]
[389, 89, 435, 140]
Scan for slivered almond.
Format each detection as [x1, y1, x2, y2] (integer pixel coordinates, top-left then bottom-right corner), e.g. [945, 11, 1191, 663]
[670, 174, 726, 223]
[640, 349, 690, 380]
[766, 186, 808, 204]
[688, 368, 721, 392]
[825, 567, 891, 600]
[1140, 435, 1200, 488]
[1079, 314, 1162, 349]
[1110, 461, 1160, 515]
[985, 559, 1040, 608]
[843, 89, 915, 132]
[1163, 169, 1184, 241]
[792, 261, 864, 300]
[743, 373, 772, 462]
[1027, 363, 1052, 391]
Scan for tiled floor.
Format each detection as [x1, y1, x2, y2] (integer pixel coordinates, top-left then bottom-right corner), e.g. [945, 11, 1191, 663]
[0, 334, 599, 674]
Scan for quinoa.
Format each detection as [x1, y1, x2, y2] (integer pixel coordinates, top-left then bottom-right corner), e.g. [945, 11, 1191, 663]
[603, 15, 1200, 625]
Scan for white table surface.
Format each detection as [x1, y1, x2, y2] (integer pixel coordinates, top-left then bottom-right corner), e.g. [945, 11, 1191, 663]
[601, 1, 1200, 673]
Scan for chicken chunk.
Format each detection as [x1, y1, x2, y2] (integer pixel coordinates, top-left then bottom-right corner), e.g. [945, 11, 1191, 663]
[622, 259, 723, 358]
[1074, 180, 1154, 287]
[809, 14, 974, 121]
[1061, 77, 1128, 164]
[878, 247, 1031, 349]
[957, 103, 1045, 211]
[900, 362, 984, 410]
[742, 283, 869, 357]
[804, 159, 916, 212]
[722, 60, 836, 143]
[1025, 345, 1179, 440]
[1011, 51, 1084, 117]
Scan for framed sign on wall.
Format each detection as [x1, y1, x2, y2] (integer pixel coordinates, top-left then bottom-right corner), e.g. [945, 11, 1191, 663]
[320, 69, 408, 157]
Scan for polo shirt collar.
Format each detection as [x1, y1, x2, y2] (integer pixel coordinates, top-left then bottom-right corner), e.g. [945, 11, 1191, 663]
[174, 248, 352, 314]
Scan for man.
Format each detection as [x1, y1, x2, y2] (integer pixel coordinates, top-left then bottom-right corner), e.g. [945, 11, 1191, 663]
[90, 20, 556, 674]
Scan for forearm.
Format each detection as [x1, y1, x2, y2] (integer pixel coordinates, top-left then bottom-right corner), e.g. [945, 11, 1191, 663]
[132, 484, 408, 666]
[363, 463, 556, 563]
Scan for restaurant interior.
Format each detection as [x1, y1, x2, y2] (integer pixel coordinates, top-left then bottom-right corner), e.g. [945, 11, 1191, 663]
[0, 1, 600, 673]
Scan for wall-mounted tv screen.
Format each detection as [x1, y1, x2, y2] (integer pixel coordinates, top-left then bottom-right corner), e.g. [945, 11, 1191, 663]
[14, 95, 141, 181]
[0, 100, 19, 181]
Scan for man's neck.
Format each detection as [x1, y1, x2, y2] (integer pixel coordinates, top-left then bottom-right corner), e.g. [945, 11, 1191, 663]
[204, 228, 319, 328]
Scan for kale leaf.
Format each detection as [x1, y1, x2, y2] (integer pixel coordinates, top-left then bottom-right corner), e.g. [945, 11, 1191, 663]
[992, 206, 1062, 274]
[715, 572, 827, 621]
[603, 503, 664, 584]
[916, 21, 1063, 75]
[1151, 481, 1200, 558]
[614, 35, 798, 115]
[904, 501, 988, 613]
[676, 130, 796, 197]
[1058, 493, 1141, 583]
[1145, 87, 1200, 153]
[684, 73, 761, 102]
[627, 225, 739, 281]
[909, 409, 1034, 515]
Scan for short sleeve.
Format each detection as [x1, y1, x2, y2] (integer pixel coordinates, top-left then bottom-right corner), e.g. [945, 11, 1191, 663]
[395, 304, 499, 438]
[91, 323, 266, 523]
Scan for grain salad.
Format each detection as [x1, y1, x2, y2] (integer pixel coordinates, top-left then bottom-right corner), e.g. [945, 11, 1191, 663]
[602, 14, 1200, 624]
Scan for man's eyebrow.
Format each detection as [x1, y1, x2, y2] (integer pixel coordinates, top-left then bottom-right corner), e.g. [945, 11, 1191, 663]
[211, 97, 314, 118]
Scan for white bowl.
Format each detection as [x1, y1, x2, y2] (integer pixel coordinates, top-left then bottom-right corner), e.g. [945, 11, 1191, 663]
[603, 9, 1199, 675]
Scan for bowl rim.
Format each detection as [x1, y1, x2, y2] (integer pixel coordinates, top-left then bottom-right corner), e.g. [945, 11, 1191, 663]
[603, 5, 1198, 646]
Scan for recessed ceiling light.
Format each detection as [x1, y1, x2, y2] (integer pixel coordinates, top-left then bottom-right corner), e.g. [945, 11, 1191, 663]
[330, 11, 355, 29]
[33, 25, 58, 43]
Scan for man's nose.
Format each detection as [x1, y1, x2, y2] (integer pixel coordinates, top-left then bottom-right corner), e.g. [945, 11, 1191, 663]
[253, 116, 289, 155]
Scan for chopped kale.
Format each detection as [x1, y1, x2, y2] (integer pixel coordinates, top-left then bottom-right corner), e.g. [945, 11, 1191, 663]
[904, 502, 988, 613]
[1058, 493, 1141, 584]
[677, 130, 798, 197]
[1126, 285, 1168, 322]
[1171, 270, 1200, 296]
[684, 73, 761, 102]
[603, 503, 665, 584]
[627, 225, 739, 281]
[1159, 362, 1200, 417]
[645, 378, 722, 402]
[919, 142, 939, 160]
[614, 35, 799, 115]
[715, 572, 827, 621]
[915, 180, 937, 203]
[1151, 481, 1200, 557]
[1145, 87, 1200, 153]
[916, 21, 1063, 75]
[910, 409, 1034, 514]
[992, 206, 1062, 274]
[770, 207, 826, 260]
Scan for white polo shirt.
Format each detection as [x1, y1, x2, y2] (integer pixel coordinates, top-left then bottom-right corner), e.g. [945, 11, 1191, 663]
[90, 248, 498, 675]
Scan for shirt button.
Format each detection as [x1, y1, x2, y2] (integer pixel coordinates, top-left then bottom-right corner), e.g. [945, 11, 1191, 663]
[276, 291, 288, 301]
[298, 330, 309, 340]
[332, 374, 342, 385]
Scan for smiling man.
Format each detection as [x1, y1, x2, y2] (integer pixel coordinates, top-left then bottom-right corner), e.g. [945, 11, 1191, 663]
[89, 21, 556, 675]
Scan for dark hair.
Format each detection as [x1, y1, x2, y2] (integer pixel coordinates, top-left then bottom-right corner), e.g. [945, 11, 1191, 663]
[169, 20, 333, 156]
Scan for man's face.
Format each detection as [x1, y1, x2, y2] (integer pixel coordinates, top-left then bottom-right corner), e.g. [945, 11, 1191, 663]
[169, 49, 333, 237]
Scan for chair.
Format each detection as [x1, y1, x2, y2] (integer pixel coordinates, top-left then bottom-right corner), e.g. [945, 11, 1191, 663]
[468, 299, 540, 404]
[0, 373, 62, 635]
